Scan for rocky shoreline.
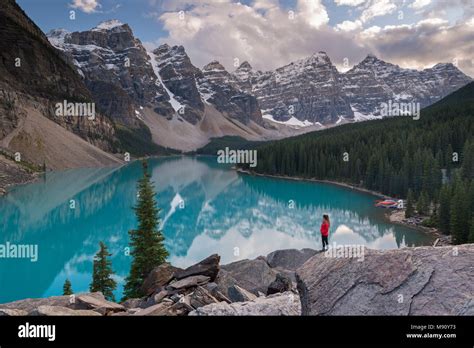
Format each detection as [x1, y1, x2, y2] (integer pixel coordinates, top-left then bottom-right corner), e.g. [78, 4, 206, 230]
[0, 153, 39, 196]
[1, 244, 472, 316]
[387, 210, 451, 246]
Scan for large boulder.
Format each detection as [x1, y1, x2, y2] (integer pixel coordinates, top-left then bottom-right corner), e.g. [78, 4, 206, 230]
[75, 294, 125, 315]
[266, 248, 318, 270]
[189, 292, 301, 316]
[174, 254, 220, 281]
[29, 305, 102, 316]
[133, 302, 173, 316]
[296, 244, 474, 315]
[221, 257, 277, 294]
[141, 263, 182, 296]
[189, 286, 219, 309]
[0, 292, 105, 313]
[214, 269, 240, 299]
[267, 273, 292, 295]
[169, 275, 210, 290]
[0, 308, 28, 316]
[227, 285, 257, 302]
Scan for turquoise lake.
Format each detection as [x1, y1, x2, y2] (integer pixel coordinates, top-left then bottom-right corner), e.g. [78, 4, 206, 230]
[0, 156, 434, 303]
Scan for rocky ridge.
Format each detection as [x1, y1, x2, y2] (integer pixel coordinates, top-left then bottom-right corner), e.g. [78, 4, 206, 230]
[232, 53, 472, 125]
[1, 244, 471, 316]
[0, 1, 121, 170]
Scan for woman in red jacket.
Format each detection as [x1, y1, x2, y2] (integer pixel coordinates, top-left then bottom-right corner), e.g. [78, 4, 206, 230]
[320, 214, 330, 251]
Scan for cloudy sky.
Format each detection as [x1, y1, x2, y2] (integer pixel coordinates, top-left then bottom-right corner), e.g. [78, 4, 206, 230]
[18, 0, 474, 76]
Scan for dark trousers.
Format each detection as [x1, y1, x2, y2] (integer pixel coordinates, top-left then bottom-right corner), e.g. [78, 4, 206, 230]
[322, 235, 328, 249]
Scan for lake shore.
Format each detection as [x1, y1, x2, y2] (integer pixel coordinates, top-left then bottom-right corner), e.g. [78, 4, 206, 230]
[235, 168, 449, 245]
[0, 154, 40, 196]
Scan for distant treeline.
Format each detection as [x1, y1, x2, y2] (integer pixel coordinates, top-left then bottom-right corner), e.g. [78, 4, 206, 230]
[242, 82, 474, 244]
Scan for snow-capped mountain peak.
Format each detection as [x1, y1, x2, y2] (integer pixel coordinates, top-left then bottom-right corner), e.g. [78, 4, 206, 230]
[237, 61, 252, 71]
[92, 19, 126, 31]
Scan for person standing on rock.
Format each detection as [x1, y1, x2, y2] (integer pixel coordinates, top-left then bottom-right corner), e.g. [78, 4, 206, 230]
[320, 214, 330, 251]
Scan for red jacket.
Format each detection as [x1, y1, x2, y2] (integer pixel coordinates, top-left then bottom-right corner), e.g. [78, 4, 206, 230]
[320, 221, 330, 237]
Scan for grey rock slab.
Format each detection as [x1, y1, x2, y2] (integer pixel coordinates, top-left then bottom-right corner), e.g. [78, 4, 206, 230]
[266, 248, 318, 270]
[221, 257, 277, 294]
[174, 254, 220, 281]
[296, 244, 474, 315]
[169, 275, 211, 290]
[189, 291, 301, 316]
[29, 305, 102, 316]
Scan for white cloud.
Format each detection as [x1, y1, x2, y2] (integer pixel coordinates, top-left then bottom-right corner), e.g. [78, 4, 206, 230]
[70, 0, 101, 13]
[409, 0, 432, 10]
[334, 0, 366, 6]
[253, 0, 279, 10]
[415, 17, 449, 27]
[296, 0, 329, 28]
[336, 19, 363, 31]
[360, 0, 397, 23]
[151, 0, 474, 77]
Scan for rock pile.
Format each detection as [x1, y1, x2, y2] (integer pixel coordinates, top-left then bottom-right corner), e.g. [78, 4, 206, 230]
[2, 245, 471, 316]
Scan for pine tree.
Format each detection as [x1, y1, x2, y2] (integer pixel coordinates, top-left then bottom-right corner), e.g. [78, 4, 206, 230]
[405, 189, 415, 218]
[438, 185, 451, 234]
[90, 241, 117, 301]
[63, 279, 73, 296]
[461, 140, 474, 180]
[450, 183, 469, 244]
[468, 215, 474, 243]
[416, 192, 428, 215]
[123, 161, 168, 300]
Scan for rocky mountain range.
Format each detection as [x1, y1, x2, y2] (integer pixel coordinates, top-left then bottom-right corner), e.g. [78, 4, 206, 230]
[48, 19, 472, 134]
[1, 0, 472, 172]
[47, 22, 275, 152]
[233, 52, 472, 125]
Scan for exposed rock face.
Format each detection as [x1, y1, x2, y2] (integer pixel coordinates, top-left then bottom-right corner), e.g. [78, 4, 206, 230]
[151, 44, 205, 124]
[267, 273, 292, 295]
[0, 292, 123, 316]
[75, 294, 125, 315]
[2, 246, 472, 316]
[296, 244, 474, 316]
[174, 254, 220, 281]
[29, 305, 101, 316]
[266, 248, 318, 270]
[189, 286, 220, 308]
[169, 275, 211, 290]
[198, 61, 262, 125]
[227, 284, 257, 302]
[141, 263, 181, 296]
[341, 55, 473, 119]
[189, 291, 301, 316]
[0, 0, 118, 162]
[233, 52, 353, 125]
[47, 21, 175, 127]
[221, 257, 277, 294]
[232, 53, 472, 126]
[0, 308, 28, 316]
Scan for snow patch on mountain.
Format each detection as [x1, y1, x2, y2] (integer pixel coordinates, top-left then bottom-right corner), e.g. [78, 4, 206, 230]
[92, 19, 125, 31]
[263, 114, 314, 128]
[147, 50, 183, 114]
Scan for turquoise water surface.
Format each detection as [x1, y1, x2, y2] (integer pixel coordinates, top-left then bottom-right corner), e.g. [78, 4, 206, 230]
[0, 156, 433, 303]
